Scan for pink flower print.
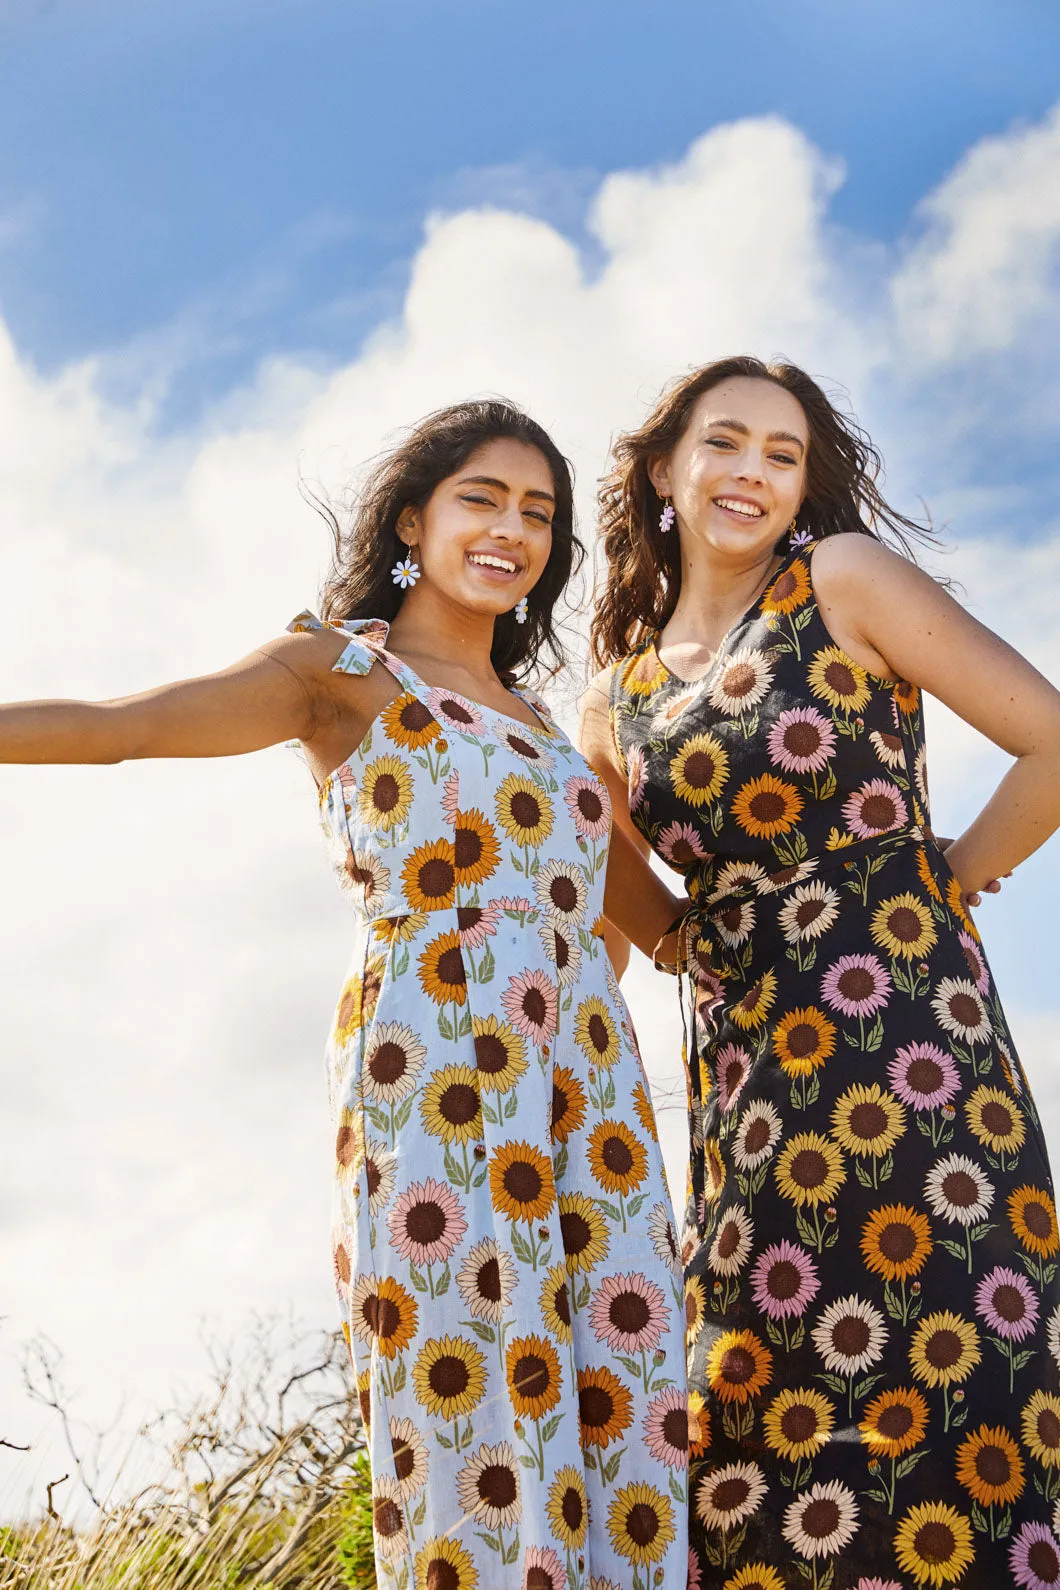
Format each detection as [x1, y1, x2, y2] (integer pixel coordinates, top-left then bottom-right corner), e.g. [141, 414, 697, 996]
[888, 1041, 960, 1111]
[821, 953, 892, 1018]
[441, 771, 461, 825]
[767, 707, 836, 774]
[642, 1387, 689, 1469]
[843, 778, 908, 840]
[455, 902, 503, 948]
[715, 1042, 752, 1112]
[426, 687, 487, 737]
[750, 1240, 820, 1321]
[523, 1547, 568, 1589]
[564, 774, 611, 841]
[1010, 1522, 1060, 1590]
[658, 820, 709, 867]
[975, 1265, 1039, 1342]
[588, 1271, 670, 1354]
[386, 1177, 468, 1267]
[958, 930, 991, 995]
[501, 968, 558, 1045]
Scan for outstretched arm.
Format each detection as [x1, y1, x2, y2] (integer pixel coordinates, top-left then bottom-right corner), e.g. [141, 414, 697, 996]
[580, 669, 685, 969]
[0, 633, 343, 765]
[813, 534, 1060, 899]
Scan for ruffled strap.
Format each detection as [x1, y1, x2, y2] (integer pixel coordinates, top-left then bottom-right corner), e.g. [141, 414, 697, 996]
[287, 611, 395, 679]
[513, 684, 554, 726]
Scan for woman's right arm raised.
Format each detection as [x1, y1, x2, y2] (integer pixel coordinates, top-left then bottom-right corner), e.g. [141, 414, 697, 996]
[0, 632, 346, 765]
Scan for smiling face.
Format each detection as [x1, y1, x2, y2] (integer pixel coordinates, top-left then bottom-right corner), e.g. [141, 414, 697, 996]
[397, 437, 555, 616]
[651, 376, 809, 562]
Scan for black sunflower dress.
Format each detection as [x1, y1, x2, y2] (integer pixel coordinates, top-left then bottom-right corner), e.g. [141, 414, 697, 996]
[609, 541, 1060, 1589]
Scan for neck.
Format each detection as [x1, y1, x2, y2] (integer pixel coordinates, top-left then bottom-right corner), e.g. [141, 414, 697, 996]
[664, 537, 783, 648]
[386, 582, 499, 682]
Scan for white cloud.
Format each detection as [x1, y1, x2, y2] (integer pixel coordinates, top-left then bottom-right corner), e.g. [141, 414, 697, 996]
[2, 106, 1060, 1500]
[893, 104, 1060, 363]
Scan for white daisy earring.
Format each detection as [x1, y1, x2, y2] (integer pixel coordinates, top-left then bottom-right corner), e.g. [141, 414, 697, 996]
[392, 550, 421, 589]
[514, 597, 528, 625]
[659, 496, 675, 533]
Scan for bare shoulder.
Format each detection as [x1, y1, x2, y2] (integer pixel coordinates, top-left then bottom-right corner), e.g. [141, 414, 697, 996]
[579, 663, 619, 735]
[578, 663, 621, 761]
[810, 532, 918, 592]
[582, 663, 617, 712]
[811, 534, 949, 639]
[256, 627, 354, 685]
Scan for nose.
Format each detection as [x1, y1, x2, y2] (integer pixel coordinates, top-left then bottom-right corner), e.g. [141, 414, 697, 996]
[734, 448, 767, 485]
[489, 506, 525, 540]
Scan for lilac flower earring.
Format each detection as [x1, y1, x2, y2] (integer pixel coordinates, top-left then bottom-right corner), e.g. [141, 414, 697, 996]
[515, 597, 528, 625]
[789, 517, 814, 549]
[659, 497, 675, 534]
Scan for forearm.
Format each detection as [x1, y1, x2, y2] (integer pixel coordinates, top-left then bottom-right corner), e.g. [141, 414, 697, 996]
[942, 750, 1060, 895]
[602, 922, 631, 980]
[0, 699, 130, 763]
[603, 824, 684, 961]
[0, 644, 321, 766]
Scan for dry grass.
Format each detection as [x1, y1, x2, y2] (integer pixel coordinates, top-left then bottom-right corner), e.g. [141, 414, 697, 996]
[0, 1321, 376, 1589]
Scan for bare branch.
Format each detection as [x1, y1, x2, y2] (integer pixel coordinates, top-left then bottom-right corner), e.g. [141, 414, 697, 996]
[45, 1472, 70, 1520]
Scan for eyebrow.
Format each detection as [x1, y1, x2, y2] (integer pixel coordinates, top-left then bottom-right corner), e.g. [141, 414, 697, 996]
[458, 474, 555, 503]
[705, 418, 806, 451]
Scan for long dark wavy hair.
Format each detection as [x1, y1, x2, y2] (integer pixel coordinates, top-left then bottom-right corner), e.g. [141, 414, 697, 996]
[312, 399, 582, 682]
[590, 356, 935, 667]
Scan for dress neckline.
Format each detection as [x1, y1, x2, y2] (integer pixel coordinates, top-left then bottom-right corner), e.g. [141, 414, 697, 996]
[650, 542, 805, 687]
[347, 618, 552, 736]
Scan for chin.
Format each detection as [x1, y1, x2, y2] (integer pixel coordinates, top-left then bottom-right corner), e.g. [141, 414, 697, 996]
[459, 590, 513, 619]
[703, 525, 766, 555]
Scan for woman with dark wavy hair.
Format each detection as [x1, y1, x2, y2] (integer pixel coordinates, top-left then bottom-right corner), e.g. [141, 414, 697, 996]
[581, 357, 1060, 1586]
[1, 400, 689, 1588]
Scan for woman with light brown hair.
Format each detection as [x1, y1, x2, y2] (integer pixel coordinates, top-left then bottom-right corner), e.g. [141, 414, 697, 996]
[581, 356, 1060, 1586]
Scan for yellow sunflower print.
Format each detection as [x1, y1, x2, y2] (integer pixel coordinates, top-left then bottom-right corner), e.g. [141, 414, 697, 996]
[411, 1335, 487, 1420]
[669, 732, 729, 807]
[807, 645, 871, 714]
[357, 753, 414, 831]
[494, 773, 554, 847]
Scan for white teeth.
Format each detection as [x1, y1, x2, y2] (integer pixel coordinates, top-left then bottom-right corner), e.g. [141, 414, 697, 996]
[716, 497, 764, 519]
[468, 553, 518, 572]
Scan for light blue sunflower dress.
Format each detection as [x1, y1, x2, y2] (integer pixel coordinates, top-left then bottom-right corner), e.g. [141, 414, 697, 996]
[289, 613, 688, 1590]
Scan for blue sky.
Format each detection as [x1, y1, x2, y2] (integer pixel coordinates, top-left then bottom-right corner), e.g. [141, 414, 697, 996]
[3, 0, 1060, 1500]
[2, 0, 1059, 423]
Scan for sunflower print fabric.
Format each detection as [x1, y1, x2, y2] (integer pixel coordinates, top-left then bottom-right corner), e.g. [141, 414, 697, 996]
[609, 544, 1060, 1588]
[288, 614, 688, 1590]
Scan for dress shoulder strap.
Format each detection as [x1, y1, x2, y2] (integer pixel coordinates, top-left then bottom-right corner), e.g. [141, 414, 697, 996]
[286, 611, 420, 691]
[511, 684, 554, 726]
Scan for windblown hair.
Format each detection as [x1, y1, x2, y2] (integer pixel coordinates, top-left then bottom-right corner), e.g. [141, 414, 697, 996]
[590, 356, 934, 667]
[313, 399, 581, 681]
